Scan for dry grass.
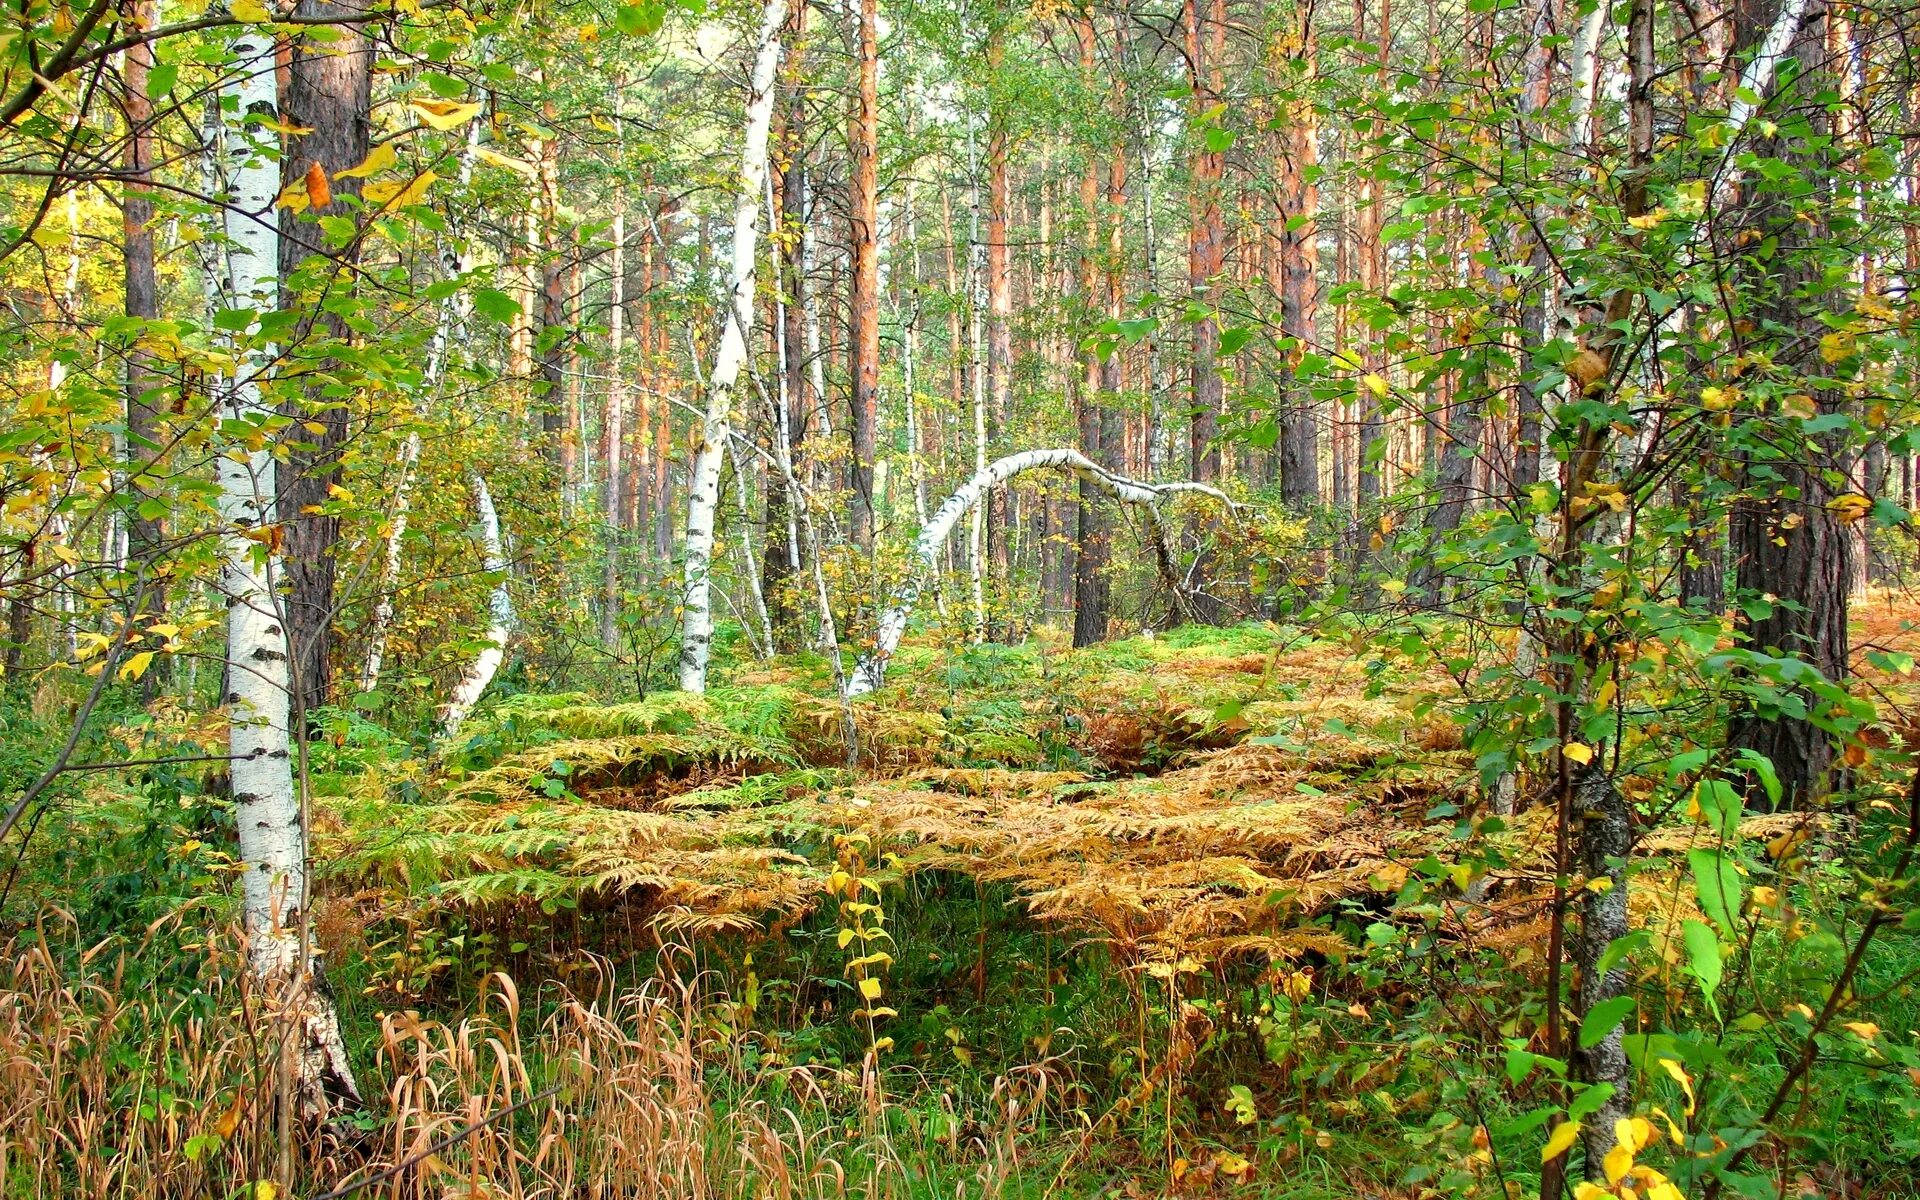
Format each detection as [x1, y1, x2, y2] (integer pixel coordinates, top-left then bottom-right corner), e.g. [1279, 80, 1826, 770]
[0, 922, 1046, 1200]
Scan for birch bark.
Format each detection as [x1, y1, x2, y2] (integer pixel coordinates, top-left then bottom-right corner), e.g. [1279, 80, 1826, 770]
[437, 476, 515, 737]
[677, 0, 788, 693]
[218, 28, 360, 1118]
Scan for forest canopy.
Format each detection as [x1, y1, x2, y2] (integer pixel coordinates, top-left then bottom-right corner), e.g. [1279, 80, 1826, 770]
[2, 0, 1919, 1195]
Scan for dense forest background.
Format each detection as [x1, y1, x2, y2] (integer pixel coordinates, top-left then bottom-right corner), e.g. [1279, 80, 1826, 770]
[3, 0, 1920, 1194]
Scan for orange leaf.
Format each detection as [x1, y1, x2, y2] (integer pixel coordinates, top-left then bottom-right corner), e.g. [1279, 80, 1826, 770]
[304, 160, 331, 209]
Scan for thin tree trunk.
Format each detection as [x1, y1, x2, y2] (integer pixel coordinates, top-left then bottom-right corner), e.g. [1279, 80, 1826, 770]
[1276, 6, 1320, 509]
[1184, 0, 1225, 483]
[437, 476, 515, 736]
[122, 0, 166, 691]
[985, 79, 1014, 639]
[677, 0, 787, 693]
[846, 0, 880, 547]
[601, 191, 628, 650]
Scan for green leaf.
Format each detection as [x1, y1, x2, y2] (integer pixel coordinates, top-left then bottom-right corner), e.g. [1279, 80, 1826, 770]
[1596, 930, 1650, 977]
[473, 288, 521, 324]
[1578, 995, 1636, 1049]
[1731, 749, 1781, 807]
[1566, 1082, 1616, 1122]
[1688, 847, 1743, 935]
[1692, 779, 1743, 841]
[1504, 1046, 1537, 1085]
[1681, 919, 1723, 1010]
[147, 63, 179, 99]
[615, 0, 666, 35]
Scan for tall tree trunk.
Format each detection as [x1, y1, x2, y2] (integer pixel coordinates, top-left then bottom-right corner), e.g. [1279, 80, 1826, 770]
[601, 192, 628, 650]
[764, 5, 809, 650]
[1072, 18, 1106, 647]
[1353, 0, 1388, 506]
[534, 109, 571, 488]
[1276, 8, 1320, 510]
[276, 0, 372, 719]
[221, 25, 360, 1119]
[677, 0, 787, 693]
[846, 0, 880, 548]
[1184, 0, 1226, 483]
[122, 0, 166, 690]
[1726, 0, 1847, 808]
[986, 86, 1014, 639]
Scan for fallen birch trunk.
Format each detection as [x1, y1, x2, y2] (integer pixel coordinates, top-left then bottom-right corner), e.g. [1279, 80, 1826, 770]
[845, 448, 1237, 697]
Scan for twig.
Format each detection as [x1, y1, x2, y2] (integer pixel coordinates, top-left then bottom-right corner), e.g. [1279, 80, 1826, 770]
[0, 571, 149, 846]
[307, 1086, 561, 1200]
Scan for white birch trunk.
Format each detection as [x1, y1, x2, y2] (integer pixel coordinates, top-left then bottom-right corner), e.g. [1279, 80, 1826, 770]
[1728, 0, 1815, 129]
[677, 0, 787, 693]
[964, 122, 989, 642]
[437, 475, 514, 737]
[846, 449, 1237, 697]
[358, 431, 418, 692]
[217, 30, 360, 1116]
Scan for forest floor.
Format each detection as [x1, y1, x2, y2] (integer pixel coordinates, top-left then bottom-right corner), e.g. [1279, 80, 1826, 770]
[6, 599, 1920, 1198]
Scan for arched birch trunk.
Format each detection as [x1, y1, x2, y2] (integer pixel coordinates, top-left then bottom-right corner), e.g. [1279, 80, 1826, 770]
[437, 475, 515, 737]
[216, 29, 360, 1119]
[846, 449, 1237, 697]
[677, 0, 787, 694]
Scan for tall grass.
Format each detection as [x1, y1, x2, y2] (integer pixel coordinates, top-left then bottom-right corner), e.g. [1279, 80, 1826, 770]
[0, 922, 1046, 1199]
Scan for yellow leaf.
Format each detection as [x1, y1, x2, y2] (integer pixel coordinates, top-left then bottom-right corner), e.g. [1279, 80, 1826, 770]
[1563, 742, 1594, 765]
[1542, 1121, 1580, 1162]
[230, 0, 272, 21]
[1215, 1151, 1254, 1181]
[118, 651, 156, 683]
[410, 99, 482, 131]
[363, 170, 437, 211]
[1627, 208, 1667, 230]
[334, 142, 398, 179]
[1843, 1021, 1881, 1041]
[1573, 1185, 1611, 1200]
[858, 977, 882, 1000]
[1569, 348, 1610, 389]
[1603, 1139, 1635, 1185]
[1643, 1175, 1686, 1200]
[1362, 372, 1389, 399]
[1827, 493, 1871, 524]
[1658, 1058, 1696, 1116]
[1616, 1117, 1656, 1155]
[1819, 331, 1856, 363]
[251, 1183, 280, 1200]
[475, 146, 537, 177]
[836, 927, 855, 948]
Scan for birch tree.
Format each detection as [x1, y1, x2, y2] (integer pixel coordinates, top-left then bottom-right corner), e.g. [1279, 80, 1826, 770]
[216, 26, 360, 1118]
[677, 0, 788, 694]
